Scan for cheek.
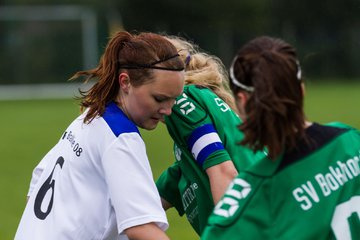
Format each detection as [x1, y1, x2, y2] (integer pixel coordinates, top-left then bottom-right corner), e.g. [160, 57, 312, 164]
[139, 101, 156, 116]
[130, 94, 157, 116]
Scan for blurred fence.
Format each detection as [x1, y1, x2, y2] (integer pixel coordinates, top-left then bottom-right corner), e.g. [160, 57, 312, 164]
[0, 82, 94, 100]
[0, 5, 98, 85]
[1, 3, 360, 88]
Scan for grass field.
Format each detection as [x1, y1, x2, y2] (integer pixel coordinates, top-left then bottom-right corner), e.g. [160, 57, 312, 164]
[1, 81, 359, 239]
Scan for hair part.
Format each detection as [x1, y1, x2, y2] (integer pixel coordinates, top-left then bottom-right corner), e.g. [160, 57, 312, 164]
[70, 31, 184, 123]
[231, 36, 306, 160]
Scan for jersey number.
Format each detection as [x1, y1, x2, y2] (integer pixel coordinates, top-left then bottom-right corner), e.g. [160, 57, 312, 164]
[214, 98, 230, 112]
[331, 196, 360, 239]
[176, 93, 196, 115]
[213, 178, 251, 217]
[34, 156, 64, 220]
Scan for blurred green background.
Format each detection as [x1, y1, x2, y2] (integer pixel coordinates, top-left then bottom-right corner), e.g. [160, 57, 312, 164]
[0, 81, 359, 239]
[1, 0, 360, 239]
[1, 0, 360, 84]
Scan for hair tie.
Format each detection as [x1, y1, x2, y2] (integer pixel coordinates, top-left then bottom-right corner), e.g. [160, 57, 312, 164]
[185, 54, 191, 66]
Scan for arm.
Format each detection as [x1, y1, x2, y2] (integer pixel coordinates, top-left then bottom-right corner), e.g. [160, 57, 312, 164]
[125, 223, 170, 240]
[206, 160, 238, 204]
[167, 87, 238, 202]
[160, 197, 173, 210]
[103, 134, 169, 236]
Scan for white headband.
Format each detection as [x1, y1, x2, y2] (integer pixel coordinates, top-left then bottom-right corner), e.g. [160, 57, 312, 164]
[229, 56, 254, 92]
[296, 60, 302, 80]
[230, 56, 302, 92]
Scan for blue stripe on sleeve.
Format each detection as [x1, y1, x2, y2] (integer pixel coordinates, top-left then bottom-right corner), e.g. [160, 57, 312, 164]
[196, 142, 225, 166]
[188, 124, 216, 149]
[187, 124, 225, 166]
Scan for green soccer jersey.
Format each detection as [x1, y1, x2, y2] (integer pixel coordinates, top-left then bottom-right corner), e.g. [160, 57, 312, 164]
[156, 85, 263, 235]
[202, 122, 360, 240]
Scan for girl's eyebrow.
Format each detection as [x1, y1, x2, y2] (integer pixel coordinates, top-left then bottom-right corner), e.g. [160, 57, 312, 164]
[155, 92, 179, 100]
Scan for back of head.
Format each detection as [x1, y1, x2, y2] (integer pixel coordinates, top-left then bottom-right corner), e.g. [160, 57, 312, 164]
[165, 35, 236, 110]
[230, 36, 305, 159]
[71, 31, 184, 123]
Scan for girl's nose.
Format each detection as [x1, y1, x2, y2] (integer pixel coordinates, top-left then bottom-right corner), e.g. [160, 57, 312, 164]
[159, 106, 172, 116]
[159, 99, 176, 116]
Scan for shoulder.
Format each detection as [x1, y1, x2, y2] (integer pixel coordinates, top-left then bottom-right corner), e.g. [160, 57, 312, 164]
[169, 85, 210, 125]
[170, 84, 226, 123]
[276, 122, 360, 172]
[182, 84, 215, 98]
[177, 85, 214, 107]
[101, 102, 139, 137]
[325, 121, 358, 132]
[308, 122, 351, 139]
[317, 122, 360, 141]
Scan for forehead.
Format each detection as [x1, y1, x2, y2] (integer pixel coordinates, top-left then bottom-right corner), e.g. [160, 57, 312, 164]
[142, 70, 184, 96]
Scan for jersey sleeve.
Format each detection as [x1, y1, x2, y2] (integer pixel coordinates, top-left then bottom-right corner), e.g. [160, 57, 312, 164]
[166, 86, 231, 170]
[102, 132, 168, 235]
[156, 160, 185, 216]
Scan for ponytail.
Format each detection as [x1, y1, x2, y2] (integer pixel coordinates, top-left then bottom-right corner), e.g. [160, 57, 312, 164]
[231, 36, 306, 160]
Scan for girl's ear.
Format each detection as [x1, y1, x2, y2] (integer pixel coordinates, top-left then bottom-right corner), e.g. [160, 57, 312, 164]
[235, 91, 249, 120]
[119, 73, 130, 92]
[236, 91, 248, 106]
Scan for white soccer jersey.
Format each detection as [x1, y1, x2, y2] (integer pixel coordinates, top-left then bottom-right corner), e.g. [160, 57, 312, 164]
[15, 102, 168, 240]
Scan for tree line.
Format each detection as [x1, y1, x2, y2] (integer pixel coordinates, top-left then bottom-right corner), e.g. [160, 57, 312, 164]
[1, 0, 359, 84]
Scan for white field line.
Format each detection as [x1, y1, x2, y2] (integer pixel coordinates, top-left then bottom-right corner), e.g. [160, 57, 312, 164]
[0, 82, 94, 100]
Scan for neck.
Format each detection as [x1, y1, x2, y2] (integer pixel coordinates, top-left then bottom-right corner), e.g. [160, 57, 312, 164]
[304, 120, 313, 128]
[115, 96, 131, 120]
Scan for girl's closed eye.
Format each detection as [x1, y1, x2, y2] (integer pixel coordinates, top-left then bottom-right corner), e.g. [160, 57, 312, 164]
[154, 95, 172, 103]
[154, 96, 165, 102]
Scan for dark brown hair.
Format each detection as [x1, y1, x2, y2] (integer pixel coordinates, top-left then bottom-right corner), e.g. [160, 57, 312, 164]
[70, 31, 184, 123]
[230, 36, 305, 160]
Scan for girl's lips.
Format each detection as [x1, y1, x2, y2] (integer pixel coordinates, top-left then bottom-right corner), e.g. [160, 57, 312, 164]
[151, 117, 161, 123]
[152, 116, 165, 122]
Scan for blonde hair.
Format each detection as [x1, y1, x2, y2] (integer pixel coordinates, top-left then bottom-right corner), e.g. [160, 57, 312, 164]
[165, 36, 236, 110]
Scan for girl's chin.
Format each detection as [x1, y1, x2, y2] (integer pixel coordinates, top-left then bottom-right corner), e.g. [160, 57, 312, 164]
[141, 119, 159, 130]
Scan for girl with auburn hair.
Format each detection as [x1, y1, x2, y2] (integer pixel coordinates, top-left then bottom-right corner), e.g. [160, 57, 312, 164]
[202, 36, 360, 240]
[156, 35, 264, 236]
[15, 31, 185, 240]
